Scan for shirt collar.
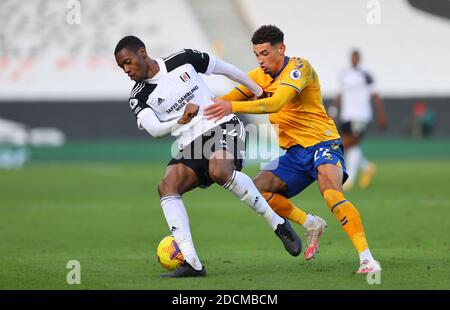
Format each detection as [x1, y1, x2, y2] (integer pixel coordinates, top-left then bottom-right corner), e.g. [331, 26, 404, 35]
[270, 56, 290, 79]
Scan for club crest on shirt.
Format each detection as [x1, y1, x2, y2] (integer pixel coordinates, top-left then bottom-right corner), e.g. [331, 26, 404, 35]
[290, 69, 302, 80]
[180, 72, 191, 82]
[331, 142, 340, 150]
[129, 98, 139, 109]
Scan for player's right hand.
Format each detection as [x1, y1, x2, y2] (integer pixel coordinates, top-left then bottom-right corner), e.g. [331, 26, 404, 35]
[177, 103, 199, 124]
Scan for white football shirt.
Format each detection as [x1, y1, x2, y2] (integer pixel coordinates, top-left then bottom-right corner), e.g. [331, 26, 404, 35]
[128, 49, 235, 149]
[339, 67, 377, 123]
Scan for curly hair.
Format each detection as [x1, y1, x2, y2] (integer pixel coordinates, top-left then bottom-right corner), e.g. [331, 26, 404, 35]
[251, 25, 284, 45]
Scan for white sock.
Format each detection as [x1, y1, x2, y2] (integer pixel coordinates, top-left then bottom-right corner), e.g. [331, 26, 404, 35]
[346, 146, 362, 182]
[160, 195, 202, 271]
[359, 248, 375, 263]
[303, 214, 317, 229]
[223, 171, 284, 230]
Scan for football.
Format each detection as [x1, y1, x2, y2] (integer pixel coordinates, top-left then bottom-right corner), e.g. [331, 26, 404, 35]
[156, 235, 184, 270]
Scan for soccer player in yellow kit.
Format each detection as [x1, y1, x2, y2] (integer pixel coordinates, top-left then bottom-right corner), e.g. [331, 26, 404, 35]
[205, 25, 381, 273]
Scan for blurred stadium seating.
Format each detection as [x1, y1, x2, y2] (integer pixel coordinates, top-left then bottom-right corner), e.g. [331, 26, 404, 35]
[0, 0, 449, 162]
[237, 0, 450, 97]
[0, 0, 235, 100]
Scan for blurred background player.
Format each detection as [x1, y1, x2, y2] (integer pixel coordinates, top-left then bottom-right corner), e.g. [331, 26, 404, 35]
[114, 36, 302, 277]
[205, 25, 381, 273]
[330, 49, 387, 190]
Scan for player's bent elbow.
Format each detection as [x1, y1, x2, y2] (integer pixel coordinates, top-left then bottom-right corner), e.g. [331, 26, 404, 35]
[145, 128, 166, 138]
[149, 132, 164, 138]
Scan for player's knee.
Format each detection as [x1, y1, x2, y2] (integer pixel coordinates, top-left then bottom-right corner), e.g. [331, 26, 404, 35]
[157, 178, 176, 197]
[318, 165, 343, 194]
[253, 176, 266, 192]
[254, 173, 285, 194]
[209, 166, 233, 186]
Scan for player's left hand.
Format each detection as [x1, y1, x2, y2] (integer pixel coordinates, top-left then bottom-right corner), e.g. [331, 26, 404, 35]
[204, 98, 232, 122]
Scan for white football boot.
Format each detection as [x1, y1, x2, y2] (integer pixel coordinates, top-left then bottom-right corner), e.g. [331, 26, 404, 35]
[304, 216, 327, 260]
[357, 259, 382, 274]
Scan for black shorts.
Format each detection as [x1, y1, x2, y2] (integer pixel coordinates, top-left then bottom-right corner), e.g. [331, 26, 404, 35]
[340, 121, 370, 139]
[168, 116, 246, 188]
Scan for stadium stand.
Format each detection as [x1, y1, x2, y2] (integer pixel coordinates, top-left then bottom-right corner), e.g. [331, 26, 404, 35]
[0, 0, 233, 100]
[236, 0, 450, 97]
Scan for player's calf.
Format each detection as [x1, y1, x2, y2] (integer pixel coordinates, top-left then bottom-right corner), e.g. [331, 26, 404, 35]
[222, 170, 303, 255]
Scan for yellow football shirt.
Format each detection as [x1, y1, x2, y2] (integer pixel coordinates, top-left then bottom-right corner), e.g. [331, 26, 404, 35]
[223, 57, 340, 149]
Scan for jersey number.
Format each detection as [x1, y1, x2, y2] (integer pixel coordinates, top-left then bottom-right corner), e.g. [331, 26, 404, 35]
[314, 148, 332, 161]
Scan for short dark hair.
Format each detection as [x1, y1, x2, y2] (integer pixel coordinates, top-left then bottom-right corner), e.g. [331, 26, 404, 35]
[114, 35, 145, 55]
[251, 25, 284, 45]
[351, 49, 360, 56]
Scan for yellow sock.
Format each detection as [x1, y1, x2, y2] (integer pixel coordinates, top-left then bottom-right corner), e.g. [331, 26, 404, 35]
[263, 192, 308, 225]
[323, 189, 369, 254]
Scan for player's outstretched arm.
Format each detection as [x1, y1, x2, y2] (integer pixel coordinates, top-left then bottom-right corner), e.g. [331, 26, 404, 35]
[220, 87, 253, 102]
[232, 85, 297, 114]
[204, 85, 297, 121]
[211, 58, 263, 97]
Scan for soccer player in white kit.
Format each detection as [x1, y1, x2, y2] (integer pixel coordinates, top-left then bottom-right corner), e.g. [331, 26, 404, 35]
[331, 50, 387, 190]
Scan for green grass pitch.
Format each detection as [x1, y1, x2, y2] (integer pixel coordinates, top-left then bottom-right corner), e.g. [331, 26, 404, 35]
[0, 160, 449, 289]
